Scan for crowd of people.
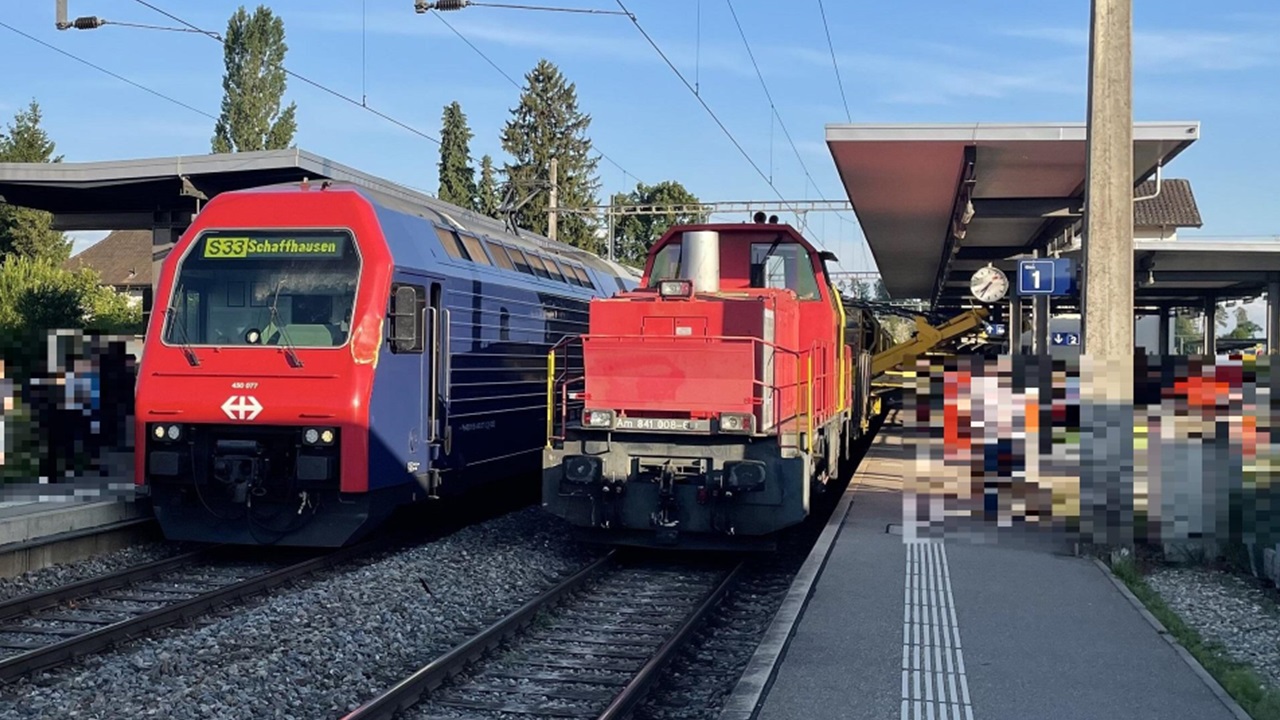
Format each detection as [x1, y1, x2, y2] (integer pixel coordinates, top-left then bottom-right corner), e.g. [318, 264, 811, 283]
[0, 331, 136, 484]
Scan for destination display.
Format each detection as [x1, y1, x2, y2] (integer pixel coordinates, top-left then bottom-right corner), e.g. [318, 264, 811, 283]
[202, 234, 348, 260]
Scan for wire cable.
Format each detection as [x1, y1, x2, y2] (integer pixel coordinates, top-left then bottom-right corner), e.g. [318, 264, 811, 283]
[427, 10, 642, 186]
[133, 0, 441, 145]
[0, 20, 216, 121]
[613, 0, 810, 232]
[815, 0, 851, 123]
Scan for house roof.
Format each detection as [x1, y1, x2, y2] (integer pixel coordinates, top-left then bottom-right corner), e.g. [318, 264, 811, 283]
[1133, 178, 1203, 228]
[63, 230, 151, 288]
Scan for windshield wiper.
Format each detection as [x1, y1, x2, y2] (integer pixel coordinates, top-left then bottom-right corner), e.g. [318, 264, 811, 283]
[269, 280, 304, 368]
[165, 293, 200, 367]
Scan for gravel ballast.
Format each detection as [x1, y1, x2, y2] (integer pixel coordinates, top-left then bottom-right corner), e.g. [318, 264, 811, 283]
[0, 541, 189, 603]
[0, 506, 598, 719]
[1146, 565, 1280, 689]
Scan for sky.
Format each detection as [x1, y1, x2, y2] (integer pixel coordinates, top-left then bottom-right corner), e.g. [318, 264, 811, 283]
[2, 1, 1279, 325]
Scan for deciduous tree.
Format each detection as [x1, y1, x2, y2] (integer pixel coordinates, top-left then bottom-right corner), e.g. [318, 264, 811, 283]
[211, 5, 297, 153]
[608, 181, 706, 266]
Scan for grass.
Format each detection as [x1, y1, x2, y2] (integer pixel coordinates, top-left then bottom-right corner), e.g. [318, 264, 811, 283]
[1110, 553, 1280, 719]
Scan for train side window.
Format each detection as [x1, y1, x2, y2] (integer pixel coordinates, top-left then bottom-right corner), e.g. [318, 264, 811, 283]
[507, 247, 535, 275]
[570, 263, 593, 288]
[525, 254, 552, 279]
[486, 241, 515, 271]
[388, 283, 426, 353]
[563, 263, 587, 287]
[434, 226, 469, 261]
[458, 233, 491, 265]
[541, 258, 569, 284]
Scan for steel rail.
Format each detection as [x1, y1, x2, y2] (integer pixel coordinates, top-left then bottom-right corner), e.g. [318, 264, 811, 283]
[0, 539, 384, 681]
[596, 561, 746, 720]
[0, 548, 213, 621]
[341, 551, 617, 720]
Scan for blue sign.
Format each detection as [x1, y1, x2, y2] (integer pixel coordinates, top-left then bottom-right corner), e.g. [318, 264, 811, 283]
[1017, 259, 1076, 297]
[1051, 332, 1080, 347]
[986, 323, 1007, 337]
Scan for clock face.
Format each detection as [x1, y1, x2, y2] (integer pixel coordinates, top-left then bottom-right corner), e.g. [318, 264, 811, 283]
[970, 266, 1009, 303]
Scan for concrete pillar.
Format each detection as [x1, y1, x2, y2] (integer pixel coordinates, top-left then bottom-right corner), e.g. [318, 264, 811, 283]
[1033, 295, 1050, 354]
[1268, 279, 1280, 355]
[1080, 0, 1135, 547]
[1157, 305, 1170, 355]
[1203, 295, 1217, 356]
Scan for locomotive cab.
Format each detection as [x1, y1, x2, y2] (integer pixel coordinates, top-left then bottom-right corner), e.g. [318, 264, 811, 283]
[543, 222, 873, 550]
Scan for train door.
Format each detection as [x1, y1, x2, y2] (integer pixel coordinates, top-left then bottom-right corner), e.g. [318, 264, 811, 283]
[388, 276, 446, 496]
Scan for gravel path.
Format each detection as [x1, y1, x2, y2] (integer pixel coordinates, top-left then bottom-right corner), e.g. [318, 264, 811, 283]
[1147, 565, 1280, 689]
[0, 541, 191, 603]
[0, 507, 599, 720]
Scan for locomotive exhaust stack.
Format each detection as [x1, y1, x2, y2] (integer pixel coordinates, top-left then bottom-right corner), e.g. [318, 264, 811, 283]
[680, 230, 720, 294]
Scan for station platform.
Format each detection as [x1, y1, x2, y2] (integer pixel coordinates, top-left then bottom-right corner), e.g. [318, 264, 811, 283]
[0, 477, 151, 577]
[721, 416, 1249, 720]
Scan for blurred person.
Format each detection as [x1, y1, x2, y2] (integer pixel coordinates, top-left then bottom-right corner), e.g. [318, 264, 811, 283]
[0, 359, 12, 467]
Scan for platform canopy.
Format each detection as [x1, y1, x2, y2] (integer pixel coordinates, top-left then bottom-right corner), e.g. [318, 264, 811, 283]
[826, 122, 1201, 308]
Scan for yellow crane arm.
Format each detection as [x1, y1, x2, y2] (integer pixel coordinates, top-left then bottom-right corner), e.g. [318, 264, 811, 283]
[870, 308, 989, 377]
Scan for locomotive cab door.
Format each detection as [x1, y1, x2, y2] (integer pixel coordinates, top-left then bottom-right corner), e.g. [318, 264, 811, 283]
[389, 276, 446, 496]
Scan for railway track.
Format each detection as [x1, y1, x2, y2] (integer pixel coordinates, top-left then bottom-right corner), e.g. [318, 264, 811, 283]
[344, 551, 745, 720]
[0, 539, 382, 681]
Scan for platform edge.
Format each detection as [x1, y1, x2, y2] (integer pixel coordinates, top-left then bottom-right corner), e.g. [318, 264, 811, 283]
[715, 480, 858, 720]
[1091, 557, 1254, 720]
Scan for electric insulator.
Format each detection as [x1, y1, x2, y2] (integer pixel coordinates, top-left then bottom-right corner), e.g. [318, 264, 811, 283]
[431, 0, 471, 10]
[73, 16, 105, 29]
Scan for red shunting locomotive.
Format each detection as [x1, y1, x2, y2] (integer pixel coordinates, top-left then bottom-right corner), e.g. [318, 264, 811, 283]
[542, 219, 882, 550]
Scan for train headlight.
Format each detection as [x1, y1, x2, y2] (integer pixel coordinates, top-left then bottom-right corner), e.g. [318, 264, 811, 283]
[302, 427, 336, 446]
[582, 409, 614, 429]
[304, 428, 320, 445]
[153, 425, 166, 440]
[658, 279, 693, 299]
[718, 413, 753, 434]
[320, 429, 335, 444]
[167, 424, 182, 441]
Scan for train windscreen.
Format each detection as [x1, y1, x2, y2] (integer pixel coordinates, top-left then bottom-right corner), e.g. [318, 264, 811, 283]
[163, 230, 361, 348]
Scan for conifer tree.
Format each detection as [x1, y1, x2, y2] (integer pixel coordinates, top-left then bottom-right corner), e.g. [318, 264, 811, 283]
[500, 59, 600, 250]
[0, 100, 70, 262]
[211, 5, 297, 153]
[438, 101, 476, 209]
[476, 155, 501, 218]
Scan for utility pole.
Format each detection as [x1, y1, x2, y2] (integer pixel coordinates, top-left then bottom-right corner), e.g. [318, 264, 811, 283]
[1081, 0, 1134, 549]
[548, 158, 558, 242]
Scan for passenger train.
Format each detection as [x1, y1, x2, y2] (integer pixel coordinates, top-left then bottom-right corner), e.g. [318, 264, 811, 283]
[136, 178, 637, 546]
[541, 217, 889, 550]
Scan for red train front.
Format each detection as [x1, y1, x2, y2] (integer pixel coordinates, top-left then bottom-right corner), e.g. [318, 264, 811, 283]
[542, 220, 877, 550]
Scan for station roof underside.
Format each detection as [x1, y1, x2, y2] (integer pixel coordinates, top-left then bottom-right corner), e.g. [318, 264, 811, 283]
[825, 122, 1206, 309]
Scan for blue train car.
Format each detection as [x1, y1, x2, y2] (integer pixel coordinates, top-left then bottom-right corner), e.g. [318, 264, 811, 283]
[137, 179, 637, 546]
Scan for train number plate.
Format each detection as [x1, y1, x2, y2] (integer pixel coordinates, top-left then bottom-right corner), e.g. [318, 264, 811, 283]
[614, 417, 710, 432]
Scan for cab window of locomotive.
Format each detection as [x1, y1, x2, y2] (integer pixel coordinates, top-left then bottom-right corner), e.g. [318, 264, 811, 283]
[749, 243, 819, 300]
[647, 243, 682, 286]
[163, 231, 360, 348]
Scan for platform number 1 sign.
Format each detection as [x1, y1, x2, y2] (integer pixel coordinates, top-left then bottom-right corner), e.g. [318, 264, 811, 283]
[1017, 259, 1075, 297]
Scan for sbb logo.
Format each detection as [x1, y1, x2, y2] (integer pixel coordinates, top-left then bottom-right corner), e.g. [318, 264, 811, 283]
[204, 238, 250, 258]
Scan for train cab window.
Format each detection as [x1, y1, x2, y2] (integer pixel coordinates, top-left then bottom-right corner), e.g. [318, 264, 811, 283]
[749, 243, 820, 300]
[486, 240, 515, 271]
[647, 243, 682, 287]
[164, 231, 361, 349]
[507, 247, 535, 275]
[458, 233, 491, 265]
[434, 225, 469, 260]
